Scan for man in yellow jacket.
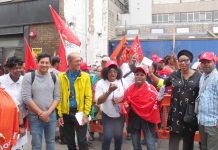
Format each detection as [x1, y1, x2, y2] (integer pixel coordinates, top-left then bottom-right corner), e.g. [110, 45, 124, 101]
[57, 52, 92, 150]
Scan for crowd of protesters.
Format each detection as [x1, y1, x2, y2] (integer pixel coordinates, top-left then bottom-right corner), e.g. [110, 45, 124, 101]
[0, 48, 218, 150]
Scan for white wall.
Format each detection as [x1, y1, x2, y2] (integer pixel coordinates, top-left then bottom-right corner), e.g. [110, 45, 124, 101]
[64, 0, 108, 65]
[121, 0, 152, 26]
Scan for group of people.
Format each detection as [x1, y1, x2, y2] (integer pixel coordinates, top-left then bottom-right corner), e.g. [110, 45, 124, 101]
[0, 49, 217, 150]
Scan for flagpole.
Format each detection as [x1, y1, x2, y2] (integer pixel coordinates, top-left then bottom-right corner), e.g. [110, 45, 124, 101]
[172, 26, 176, 54]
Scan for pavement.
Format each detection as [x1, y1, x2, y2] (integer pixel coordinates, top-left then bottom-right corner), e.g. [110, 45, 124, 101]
[23, 133, 200, 150]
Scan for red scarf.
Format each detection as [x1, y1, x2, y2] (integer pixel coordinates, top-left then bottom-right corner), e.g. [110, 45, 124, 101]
[124, 82, 160, 124]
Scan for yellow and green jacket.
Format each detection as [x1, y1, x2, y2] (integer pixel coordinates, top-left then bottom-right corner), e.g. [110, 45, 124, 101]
[57, 71, 92, 117]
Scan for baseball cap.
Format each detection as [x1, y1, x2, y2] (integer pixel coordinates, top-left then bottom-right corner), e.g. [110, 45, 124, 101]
[134, 66, 148, 74]
[199, 52, 216, 62]
[105, 60, 118, 68]
[80, 62, 91, 71]
[151, 54, 159, 62]
[155, 57, 164, 63]
[101, 56, 110, 62]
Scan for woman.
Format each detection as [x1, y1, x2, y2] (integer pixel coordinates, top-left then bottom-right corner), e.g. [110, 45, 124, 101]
[150, 50, 201, 150]
[95, 60, 127, 150]
[124, 66, 160, 150]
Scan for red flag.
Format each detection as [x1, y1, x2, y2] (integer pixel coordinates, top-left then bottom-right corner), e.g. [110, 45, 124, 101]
[49, 5, 81, 47]
[24, 38, 37, 73]
[110, 36, 126, 62]
[57, 40, 68, 72]
[129, 36, 144, 63]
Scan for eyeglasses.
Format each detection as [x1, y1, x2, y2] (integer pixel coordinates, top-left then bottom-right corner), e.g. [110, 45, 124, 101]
[178, 59, 190, 64]
[108, 69, 118, 74]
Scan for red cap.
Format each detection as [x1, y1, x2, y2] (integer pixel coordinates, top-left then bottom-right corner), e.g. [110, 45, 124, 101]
[80, 62, 91, 71]
[199, 52, 216, 62]
[151, 54, 159, 62]
[105, 60, 118, 68]
[155, 57, 164, 63]
[134, 66, 148, 74]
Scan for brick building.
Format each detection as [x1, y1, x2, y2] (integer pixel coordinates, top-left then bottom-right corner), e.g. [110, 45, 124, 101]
[0, 0, 62, 65]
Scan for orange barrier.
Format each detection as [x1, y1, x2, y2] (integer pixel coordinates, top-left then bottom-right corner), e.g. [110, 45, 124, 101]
[89, 120, 103, 133]
[156, 95, 200, 141]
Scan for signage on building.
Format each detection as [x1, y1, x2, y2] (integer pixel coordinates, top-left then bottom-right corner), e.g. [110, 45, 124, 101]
[32, 48, 42, 58]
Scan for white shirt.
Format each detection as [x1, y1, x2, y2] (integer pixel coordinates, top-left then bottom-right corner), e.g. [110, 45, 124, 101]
[0, 74, 26, 118]
[95, 79, 128, 118]
[120, 63, 135, 87]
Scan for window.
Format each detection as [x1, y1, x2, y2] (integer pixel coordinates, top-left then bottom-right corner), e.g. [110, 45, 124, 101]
[175, 13, 180, 23]
[199, 12, 206, 22]
[152, 15, 158, 23]
[162, 14, 168, 23]
[194, 12, 199, 22]
[205, 12, 212, 22]
[169, 14, 175, 23]
[181, 13, 188, 22]
[214, 11, 218, 22]
[188, 12, 194, 22]
[158, 14, 163, 23]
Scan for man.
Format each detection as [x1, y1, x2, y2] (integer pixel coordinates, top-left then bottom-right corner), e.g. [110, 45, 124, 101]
[198, 52, 218, 150]
[57, 52, 92, 150]
[22, 52, 60, 150]
[101, 55, 110, 68]
[49, 56, 60, 75]
[0, 56, 26, 144]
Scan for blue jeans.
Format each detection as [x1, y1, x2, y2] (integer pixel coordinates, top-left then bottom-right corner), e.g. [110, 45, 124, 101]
[131, 121, 156, 150]
[102, 112, 124, 150]
[28, 112, 56, 150]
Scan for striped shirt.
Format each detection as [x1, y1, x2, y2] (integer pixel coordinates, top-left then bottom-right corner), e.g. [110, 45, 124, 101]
[198, 69, 218, 126]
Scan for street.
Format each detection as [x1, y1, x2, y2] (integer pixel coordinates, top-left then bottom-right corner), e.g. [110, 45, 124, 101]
[23, 133, 200, 150]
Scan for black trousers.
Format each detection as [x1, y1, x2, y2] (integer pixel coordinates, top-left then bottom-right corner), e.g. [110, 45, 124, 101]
[63, 113, 88, 150]
[169, 131, 195, 150]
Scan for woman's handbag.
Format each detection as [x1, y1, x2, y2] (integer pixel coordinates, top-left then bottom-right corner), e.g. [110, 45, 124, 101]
[183, 103, 197, 124]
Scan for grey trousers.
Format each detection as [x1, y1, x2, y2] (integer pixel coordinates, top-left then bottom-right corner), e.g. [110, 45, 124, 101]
[199, 124, 218, 150]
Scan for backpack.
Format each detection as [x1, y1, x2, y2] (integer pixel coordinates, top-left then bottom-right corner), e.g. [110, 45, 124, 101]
[31, 71, 56, 85]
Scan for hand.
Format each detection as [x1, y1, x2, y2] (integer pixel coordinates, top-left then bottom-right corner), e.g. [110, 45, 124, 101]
[82, 115, 89, 125]
[148, 66, 154, 77]
[19, 127, 26, 137]
[171, 54, 177, 64]
[108, 83, 118, 93]
[58, 117, 64, 127]
[123, 101, 129, 108]
[39, 111, 50, 123]
[113, 97, 123, 104]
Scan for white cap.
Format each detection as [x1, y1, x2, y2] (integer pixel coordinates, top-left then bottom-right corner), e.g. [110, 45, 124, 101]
[101, 56, 110, 62]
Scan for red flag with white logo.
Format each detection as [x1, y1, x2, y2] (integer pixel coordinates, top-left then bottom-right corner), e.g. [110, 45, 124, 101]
[129, 36, 144, 63]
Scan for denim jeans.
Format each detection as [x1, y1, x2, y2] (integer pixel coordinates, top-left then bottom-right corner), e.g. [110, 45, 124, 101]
[131, 121, 156, 150]
[102, 112, 124, 150]
[28, 112, 56, 150]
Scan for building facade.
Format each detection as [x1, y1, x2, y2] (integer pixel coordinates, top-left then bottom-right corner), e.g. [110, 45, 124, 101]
[114, 0, 218, 40]
[0, 0, 61, 66]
